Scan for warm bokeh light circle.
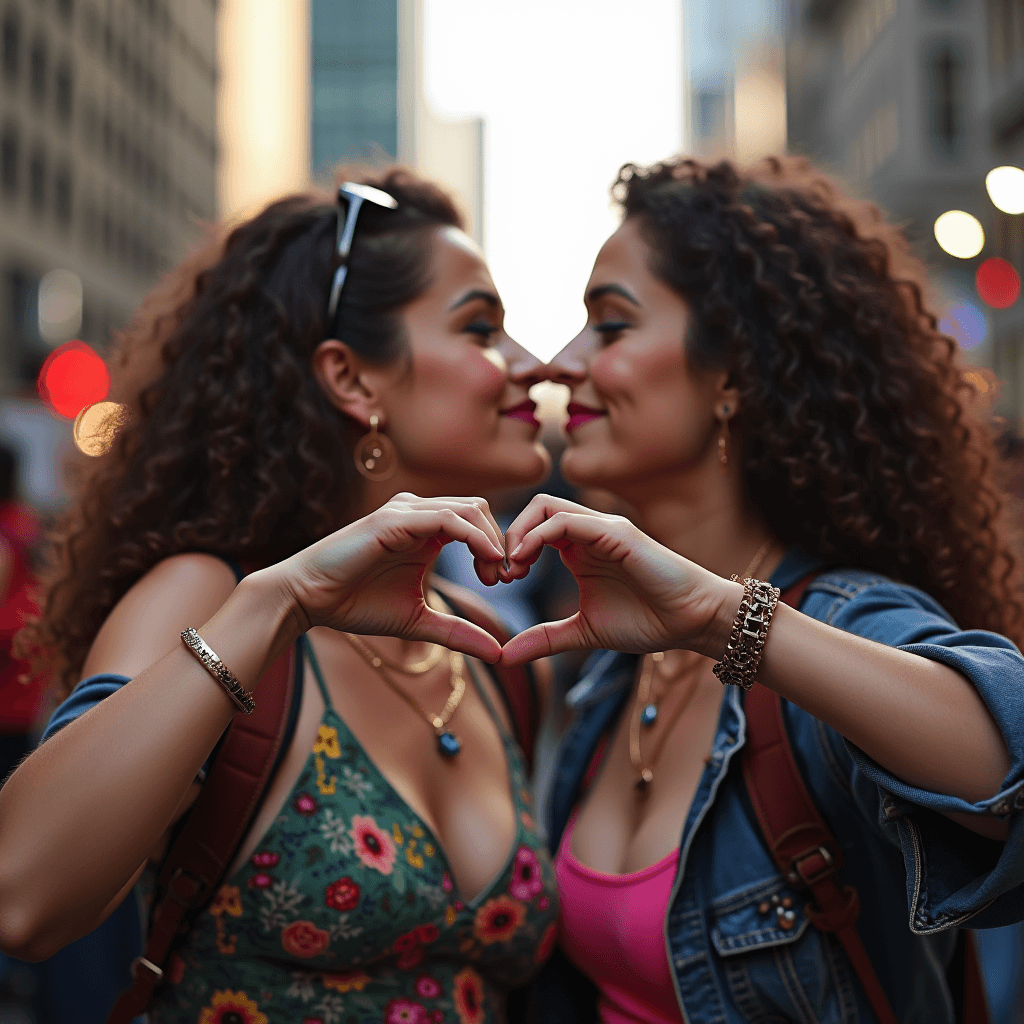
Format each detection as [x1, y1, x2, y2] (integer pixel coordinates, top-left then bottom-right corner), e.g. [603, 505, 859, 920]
[976, 258, 1020, 309]
[934, 210, 985, 259]
[36, 341, 110, 419]
[73, 401, 129, 456]
[986, 166, 1024, 215]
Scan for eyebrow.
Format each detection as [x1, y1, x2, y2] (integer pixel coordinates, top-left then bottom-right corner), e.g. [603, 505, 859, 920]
[449, 289, 502, 311]
[586, 283, 641, 307]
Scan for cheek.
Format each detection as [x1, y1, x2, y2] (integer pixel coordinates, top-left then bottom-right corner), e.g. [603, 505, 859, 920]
[403, 346, 506, 438]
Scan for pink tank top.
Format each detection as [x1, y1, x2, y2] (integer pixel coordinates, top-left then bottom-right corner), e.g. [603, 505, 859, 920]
[554, 814, 684, 1024]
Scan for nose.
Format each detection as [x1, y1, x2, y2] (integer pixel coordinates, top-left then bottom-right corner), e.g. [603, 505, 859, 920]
[543, 330, 590, 388]
[505, 337, 548, 390]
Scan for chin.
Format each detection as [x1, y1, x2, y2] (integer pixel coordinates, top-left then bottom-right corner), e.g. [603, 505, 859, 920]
[559, 444, 639, 493]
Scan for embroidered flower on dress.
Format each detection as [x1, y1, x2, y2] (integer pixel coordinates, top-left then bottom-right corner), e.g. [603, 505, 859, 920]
[294, 792, 319, 816]
[538, 896, 549, 910]
[397, 947, 425, 970]
[312, 724, 342, 758]
[415, 975, 442, 999]
[198, 990, 268, 1024]
[248, 873, 273, 889]
[287, 971, 317, 1002]
[509, 847, 543, 902]
[472, 895, 526, 945]
[452, 967, 485, 1024]
[252, 851, 279, 868]
[394, 931, 419, 953]
[341, 765, 372, 797]
[414, 924, 439, 944]
[350, 815, 397, 874]
[258, 877, 306, 933]
[324, 876, 361, 912]
[385, 998, 430, 1024]
[209, 885, 243, 917]
[319, 809, 355, 855]
[323, 969, 370, 992]
[535, 921, 557, 964]
[442, 872, 453, 893]
[281, 920, 331, 959]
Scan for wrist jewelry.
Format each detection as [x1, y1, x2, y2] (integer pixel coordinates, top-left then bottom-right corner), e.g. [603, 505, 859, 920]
[712, 577, 780, 691]
[181, 627, 256, 715]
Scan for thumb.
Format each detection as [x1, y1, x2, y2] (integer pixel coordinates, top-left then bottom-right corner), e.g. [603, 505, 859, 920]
[499, 614, 591, 667]
[414, 606, 503, 665]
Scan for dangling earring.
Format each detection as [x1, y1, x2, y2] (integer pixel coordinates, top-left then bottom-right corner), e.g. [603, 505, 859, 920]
[718, 406, 730, 473]
[354, 415, 397, 481]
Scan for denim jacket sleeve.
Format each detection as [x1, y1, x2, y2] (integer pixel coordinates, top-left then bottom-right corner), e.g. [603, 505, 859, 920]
[799, 569, 1024, 931]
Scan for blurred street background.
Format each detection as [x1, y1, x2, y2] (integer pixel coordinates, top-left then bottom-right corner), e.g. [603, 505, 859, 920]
[1, 0, 1024, 1021]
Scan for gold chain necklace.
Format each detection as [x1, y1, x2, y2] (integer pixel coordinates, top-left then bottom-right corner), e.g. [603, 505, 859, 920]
[343, 634, 466, 758]
[629, 539, 774, 792]
[343, 632, 444, 674]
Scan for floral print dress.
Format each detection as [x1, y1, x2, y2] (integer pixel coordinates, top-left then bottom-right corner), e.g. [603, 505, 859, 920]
[147, 638, 559, 1024]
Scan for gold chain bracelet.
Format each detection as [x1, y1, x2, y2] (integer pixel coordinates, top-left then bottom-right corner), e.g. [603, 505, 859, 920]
[181, 627, 256, 715]
[712, 577, 780, 691]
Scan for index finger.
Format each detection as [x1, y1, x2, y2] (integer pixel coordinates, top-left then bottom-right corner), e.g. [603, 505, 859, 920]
[502, 495, 603, 570]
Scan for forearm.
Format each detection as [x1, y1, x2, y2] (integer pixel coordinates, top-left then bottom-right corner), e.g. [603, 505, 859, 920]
[0, 569, 301, 959]
[709, 583, 1011, 805]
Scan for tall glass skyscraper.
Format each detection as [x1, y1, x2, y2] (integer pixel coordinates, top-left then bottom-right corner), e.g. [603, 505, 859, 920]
[311, 1, 399, 175]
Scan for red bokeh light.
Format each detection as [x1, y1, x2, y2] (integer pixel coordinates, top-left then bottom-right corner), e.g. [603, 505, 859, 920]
[36, 341, 110, 419]
[976, 258, 1021, 309]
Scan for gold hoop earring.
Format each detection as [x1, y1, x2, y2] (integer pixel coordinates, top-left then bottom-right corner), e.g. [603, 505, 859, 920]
[718, 416, 729, 472]
[354, 415, 397, 481]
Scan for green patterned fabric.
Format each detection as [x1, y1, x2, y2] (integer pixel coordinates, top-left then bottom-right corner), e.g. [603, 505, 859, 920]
[148, 641, 559, 1024]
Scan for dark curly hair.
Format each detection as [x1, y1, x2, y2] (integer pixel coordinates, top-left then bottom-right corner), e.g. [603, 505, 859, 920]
[24, 167, 463, 694]
[615, 155, 1023, 644]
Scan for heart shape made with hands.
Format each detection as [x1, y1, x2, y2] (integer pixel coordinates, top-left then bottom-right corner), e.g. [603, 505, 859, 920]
[490, 494, 728, 670]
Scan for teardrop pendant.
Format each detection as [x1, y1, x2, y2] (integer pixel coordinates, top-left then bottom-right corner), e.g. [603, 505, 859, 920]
[437, 731, 461, 758]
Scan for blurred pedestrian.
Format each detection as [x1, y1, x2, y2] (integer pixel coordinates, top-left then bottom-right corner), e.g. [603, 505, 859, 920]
[0, 169, 557, 1023]
[503, 155, 1024, 1024]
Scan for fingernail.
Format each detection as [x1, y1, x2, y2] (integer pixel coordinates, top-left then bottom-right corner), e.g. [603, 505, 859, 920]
[510, 543, 523, 559]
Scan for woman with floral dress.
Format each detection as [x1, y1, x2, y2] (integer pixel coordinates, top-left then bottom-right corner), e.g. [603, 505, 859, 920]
[0, 168, 558, 1023]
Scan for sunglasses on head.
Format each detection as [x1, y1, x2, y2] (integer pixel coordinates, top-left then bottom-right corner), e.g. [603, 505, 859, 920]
[326, 181, 399, 326]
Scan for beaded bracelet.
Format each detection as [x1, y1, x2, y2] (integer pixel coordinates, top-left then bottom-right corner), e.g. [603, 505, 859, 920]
[712, 577, 781, 691]
[181, 627, 256, 715]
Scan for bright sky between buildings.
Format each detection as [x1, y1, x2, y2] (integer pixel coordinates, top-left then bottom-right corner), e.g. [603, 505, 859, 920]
[423, 0, 683, 362]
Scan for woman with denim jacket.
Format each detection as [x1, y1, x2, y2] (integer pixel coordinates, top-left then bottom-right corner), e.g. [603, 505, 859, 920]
[499, 156, 1024, 1024]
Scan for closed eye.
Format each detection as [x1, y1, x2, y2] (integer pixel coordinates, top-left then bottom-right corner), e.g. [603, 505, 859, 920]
[594, 320, 631, 342]
[465, 320, 499, 342]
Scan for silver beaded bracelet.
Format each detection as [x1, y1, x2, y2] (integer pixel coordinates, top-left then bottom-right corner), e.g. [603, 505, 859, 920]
[712, 577, 781, 691]
[181, 627, 256, 715]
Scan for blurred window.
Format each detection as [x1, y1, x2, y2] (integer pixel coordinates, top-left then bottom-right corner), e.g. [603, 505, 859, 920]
[693, 89, 727, 143]
[849, 100, 899, 178]
[928, 42, 964, 156]
[987, 0, 1024, 73]
[843, 0, 897, 73]
[28, 141, 44, 211]
[55, 56, 71, 120]
[28, 30, 44, 103]
[2, 5, 19, 83]
[54, 162, 71, 224]
[0, 121, 17, 195]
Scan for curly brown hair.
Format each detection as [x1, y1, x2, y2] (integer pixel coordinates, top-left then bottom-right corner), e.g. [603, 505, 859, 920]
[615, 155, 1023, 643]
[24, 167, 463, 694]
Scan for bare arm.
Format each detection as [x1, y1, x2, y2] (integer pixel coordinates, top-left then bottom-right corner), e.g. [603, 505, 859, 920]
[0, 555, 299, 960]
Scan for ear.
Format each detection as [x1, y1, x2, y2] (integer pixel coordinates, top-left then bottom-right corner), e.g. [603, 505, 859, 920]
[312, 338, 382, 427]
[712, 371, 740, 421]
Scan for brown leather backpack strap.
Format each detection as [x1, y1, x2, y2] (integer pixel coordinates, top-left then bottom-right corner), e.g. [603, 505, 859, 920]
[741, 576, 900, 1024]
[430, 577, 539, 771]
[105, 644, 296, 1024]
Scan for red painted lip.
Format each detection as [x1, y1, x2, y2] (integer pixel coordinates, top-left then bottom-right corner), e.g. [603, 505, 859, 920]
[566, 401, 607, 433]
[500, 399, 540, 428]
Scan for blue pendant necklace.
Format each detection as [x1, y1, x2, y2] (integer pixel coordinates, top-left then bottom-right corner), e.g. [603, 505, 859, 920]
[343, 633, 465, 758]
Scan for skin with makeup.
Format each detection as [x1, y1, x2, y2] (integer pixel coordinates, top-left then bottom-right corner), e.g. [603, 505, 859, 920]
[498, 158, 1024, 1024]
[0, 172, 556, 1022]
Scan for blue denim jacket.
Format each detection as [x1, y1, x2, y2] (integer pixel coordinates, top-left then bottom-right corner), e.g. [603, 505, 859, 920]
[542, 548, 1024, 1024]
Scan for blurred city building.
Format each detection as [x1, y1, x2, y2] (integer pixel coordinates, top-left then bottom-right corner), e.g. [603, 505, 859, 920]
[218, 0, 482, 244]
[787, 0, 1024, 424]
[684, 0, 787, 162]
[0, 0, 217, 507]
